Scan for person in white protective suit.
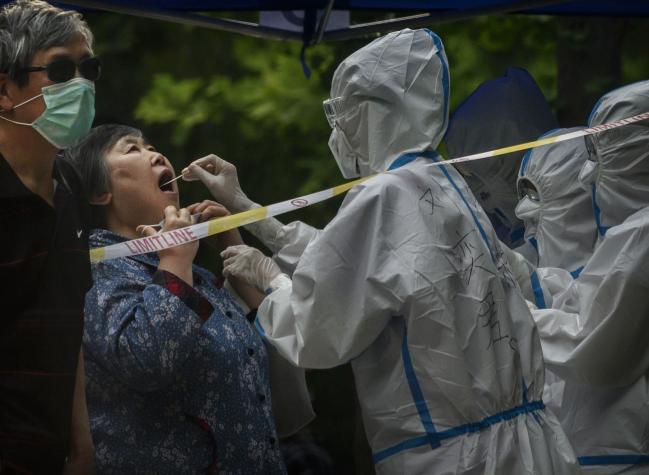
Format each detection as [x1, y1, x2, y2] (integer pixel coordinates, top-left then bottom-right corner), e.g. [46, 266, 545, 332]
[508, 80, 649, 473]
[515, 128, 599, 298]
[183, 29, 579, 474]
[513, 129, 599, 417]
[444, 67, 559, 251]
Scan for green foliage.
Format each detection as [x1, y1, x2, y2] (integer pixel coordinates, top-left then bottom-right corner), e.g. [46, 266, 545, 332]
[135, 74, 221, 144]
[434, 15, 557, 109]
[82, 11, 649, 471]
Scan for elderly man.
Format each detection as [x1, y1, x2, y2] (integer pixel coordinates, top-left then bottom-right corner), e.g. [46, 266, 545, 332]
[0, 1, 98, 472]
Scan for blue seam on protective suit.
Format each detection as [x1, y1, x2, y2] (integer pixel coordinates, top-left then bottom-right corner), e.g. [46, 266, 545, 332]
[254, 318, 266, 338]
[388, 150, 440, 171]
[373, 399, 545, 464]
[579, 455, 649, 466]
[529, 237, 539, 252]
[587, 96, 606, 126]
[399, 320, 441, 451]
[520, 149, 534, 176]
[430, 155, 497, 264]
[376, 32, 539, 466]
[530, 271, 547, 309]
[570, 266, 584, 279]
[424, 29, 450, 132]
[591, 183, 609, 236]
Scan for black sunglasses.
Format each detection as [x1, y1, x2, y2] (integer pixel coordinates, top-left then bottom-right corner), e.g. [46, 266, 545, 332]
[19, 57, 101, 83]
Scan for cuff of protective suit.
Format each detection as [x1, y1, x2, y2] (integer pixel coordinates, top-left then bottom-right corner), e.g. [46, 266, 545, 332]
[500, 245, 535, 297]
[244, 213, 284, 254]
[231, 195, 258, 213]
[265, 273, 292, 294]
[153, 270, 213, 321]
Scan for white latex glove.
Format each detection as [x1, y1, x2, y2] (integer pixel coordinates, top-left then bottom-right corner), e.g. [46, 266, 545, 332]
[182, 155, 287, 250]
[221, 244, 285, 293]
[182, 155, 255, 213]
[499, 241, 535, 300]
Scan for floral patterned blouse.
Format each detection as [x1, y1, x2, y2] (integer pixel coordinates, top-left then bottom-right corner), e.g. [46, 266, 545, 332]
[83, 229, 286, 474]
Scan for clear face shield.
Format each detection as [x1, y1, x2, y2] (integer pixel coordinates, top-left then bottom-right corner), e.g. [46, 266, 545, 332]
[517, 178, 541, 202]
[515, 177, 542, 240]
[323, 96, 346, 129]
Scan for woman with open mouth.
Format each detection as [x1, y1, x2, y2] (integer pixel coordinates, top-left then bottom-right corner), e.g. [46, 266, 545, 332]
[63, 124, 292, 474]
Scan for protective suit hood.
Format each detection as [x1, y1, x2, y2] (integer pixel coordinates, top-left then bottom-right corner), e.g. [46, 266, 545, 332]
[445, 67, 558, 246]
[327, 28, 449, 178]
[585, 80, 649, 234]
[517, 128, 598, 272]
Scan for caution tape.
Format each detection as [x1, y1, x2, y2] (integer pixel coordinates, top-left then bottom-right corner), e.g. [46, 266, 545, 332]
[90, 110, 649, 262]
[89, 177, 366, 262]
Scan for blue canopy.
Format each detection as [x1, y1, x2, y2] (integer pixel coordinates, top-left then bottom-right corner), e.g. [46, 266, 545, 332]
[56, 0, 649, 14]
[7, 0, 648, 42]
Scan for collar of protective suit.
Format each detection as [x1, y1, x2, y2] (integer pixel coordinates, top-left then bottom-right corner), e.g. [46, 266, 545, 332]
[587, 80, 649, 233]
[328, 28, 449, 178]
[444, 67, 559, 247]
[517, 128, 598, 272]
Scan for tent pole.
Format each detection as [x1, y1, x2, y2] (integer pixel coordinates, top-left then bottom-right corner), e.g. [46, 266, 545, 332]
[323, 0, 568, 41]
[61, 0, 568, 42]
[314, 0, 336, 44]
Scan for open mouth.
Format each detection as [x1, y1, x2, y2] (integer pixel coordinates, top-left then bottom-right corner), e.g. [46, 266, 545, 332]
[158, 170, 175, 192]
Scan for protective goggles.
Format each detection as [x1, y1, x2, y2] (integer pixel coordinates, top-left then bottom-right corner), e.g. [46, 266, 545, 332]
[20, 57, 102, 83]
[323, 96, 346, 128]
[517, 178, 540, 201]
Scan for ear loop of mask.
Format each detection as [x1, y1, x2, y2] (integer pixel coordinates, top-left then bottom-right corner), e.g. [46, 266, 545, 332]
[0, 93, 44, 126]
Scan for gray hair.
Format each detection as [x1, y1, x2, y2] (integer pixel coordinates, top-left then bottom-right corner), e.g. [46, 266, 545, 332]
[0, 0, 93, 87]
[63, 124, 144, 228]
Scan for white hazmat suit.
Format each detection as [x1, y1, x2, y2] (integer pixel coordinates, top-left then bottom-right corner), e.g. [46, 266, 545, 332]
[522, 80, 649, 473]
[514, 129, 599, 421]
[515, 128, 599, 294]
[212, 29, 578, 474]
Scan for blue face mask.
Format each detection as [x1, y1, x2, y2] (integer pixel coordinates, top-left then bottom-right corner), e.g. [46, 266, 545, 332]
[0, 77, 95, 149]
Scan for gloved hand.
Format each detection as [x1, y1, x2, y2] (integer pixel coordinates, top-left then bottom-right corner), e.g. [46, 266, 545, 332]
[182, 155, 290, 252]
[221, 244, 286, 293]
[499, 241, 535, 300]
[182, 155, 255, 213]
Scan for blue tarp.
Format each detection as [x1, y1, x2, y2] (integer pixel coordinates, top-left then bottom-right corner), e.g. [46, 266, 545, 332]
[4, 0, 647, 44]
[51, 0, 649, 15]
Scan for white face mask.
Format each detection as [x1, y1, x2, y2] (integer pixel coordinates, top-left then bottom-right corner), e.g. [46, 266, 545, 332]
[515, 196, 541, 240]
[328, 124, 361, 179]
[578, 159, 598, 192]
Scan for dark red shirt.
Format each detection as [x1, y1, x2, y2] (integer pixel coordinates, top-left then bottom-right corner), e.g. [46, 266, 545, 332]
[0, 155, 91, 473]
